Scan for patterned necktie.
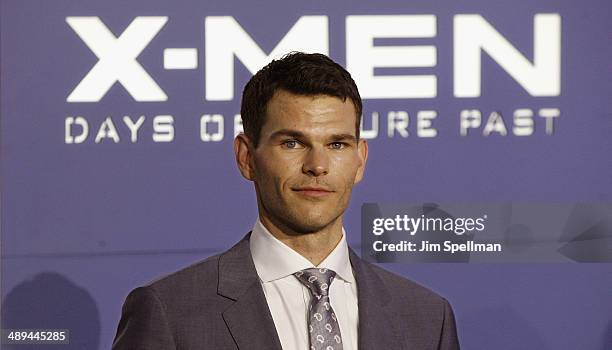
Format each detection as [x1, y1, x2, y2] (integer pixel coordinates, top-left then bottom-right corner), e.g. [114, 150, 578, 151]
[293, 268, 344, 350]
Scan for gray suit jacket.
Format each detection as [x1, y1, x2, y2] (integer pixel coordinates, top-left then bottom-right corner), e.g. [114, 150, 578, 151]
[112, 234, 460, 349]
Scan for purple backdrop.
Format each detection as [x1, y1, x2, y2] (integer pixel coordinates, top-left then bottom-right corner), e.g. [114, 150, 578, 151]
[2, 0, 611, 349]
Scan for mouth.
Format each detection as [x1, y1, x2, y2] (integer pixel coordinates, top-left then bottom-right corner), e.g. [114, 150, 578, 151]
[291, 187, 334, 198]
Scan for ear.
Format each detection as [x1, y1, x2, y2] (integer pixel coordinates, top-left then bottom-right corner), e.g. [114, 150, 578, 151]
[234, 133, 255, 181]
[354, 139, 369, 184]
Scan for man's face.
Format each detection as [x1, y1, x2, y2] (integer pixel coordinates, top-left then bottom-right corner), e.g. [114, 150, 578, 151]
[236, 89, 368, 235]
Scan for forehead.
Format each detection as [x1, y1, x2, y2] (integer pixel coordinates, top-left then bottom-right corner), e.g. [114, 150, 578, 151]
[262, 90, 357, 137]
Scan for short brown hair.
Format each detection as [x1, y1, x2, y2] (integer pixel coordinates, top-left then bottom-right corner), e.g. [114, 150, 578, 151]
[240, 52, 362, 147]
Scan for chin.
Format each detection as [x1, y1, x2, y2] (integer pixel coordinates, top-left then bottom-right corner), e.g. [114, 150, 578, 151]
[284, 214, 338, 235]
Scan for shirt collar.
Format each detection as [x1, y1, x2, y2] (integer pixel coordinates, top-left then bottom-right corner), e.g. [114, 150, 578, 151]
[250, 217, 355, 284]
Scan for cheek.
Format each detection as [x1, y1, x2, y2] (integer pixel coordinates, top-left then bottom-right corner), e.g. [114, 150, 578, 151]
[255, 157, 296, 190]
[331, 153, 360, 179]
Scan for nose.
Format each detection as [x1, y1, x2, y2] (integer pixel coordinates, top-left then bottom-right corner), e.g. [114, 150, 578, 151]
[301, 146, 329, 177]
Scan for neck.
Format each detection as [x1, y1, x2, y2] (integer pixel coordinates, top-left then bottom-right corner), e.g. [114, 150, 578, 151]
[258, 214, 344, 266]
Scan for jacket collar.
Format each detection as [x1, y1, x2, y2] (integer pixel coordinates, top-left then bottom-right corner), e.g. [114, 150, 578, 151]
[217, 234, 283, 350]
[217, 233, 405, 349]
[349, 248, 406, 349]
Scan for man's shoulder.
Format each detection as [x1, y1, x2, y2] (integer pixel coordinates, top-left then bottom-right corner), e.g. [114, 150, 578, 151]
[359, 258, 449, 307]
[132, 235, 252, 303]
[112, 244, 249, 349]
[147, 253, 221, 292]
[120, 249, 238, 328]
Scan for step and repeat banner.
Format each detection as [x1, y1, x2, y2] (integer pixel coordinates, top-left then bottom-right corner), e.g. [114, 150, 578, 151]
[2, 0, 611, 349]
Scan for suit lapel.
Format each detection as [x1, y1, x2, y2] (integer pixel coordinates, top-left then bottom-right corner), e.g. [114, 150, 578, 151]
[218, 234, 283, 350]
[350, 249, 406, 349]
[217, 235, 406, 349]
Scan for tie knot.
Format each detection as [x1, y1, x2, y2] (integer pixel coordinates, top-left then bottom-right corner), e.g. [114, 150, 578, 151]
[293, 268, 336, 297]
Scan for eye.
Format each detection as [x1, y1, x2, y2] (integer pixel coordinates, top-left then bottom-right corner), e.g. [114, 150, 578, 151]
[330, 142, 347, 150]
[282, 140, 302, 149]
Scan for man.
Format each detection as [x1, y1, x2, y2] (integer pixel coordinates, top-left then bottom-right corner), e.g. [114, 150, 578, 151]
[112, 52, 460, 350]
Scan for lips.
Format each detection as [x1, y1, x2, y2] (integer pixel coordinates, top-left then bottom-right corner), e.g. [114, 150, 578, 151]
[292, 186, 334, 198]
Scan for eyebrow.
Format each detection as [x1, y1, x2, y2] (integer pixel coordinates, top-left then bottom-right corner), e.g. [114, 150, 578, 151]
[329, 133, 358, 143]
[269, 129, 357, 143]
[269, 129, 305, 140]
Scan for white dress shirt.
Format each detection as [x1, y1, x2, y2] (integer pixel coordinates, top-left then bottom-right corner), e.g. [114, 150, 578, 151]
[249, 218, 359, 350]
